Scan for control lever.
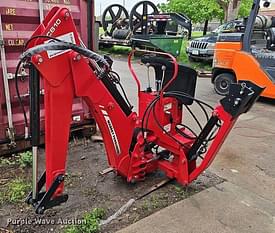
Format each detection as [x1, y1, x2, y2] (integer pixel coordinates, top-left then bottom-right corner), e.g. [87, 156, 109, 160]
[160, 65, 167, 91]
[145, 63, 152, 92]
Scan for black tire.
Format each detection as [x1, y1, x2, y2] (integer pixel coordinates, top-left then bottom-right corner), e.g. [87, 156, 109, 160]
[129, 1, 159, 34]
[188, 56, 195, 62]
[99, 44, 113, 49]
[214, 73, 235, 96]
[102, 4, 129, 36]
[112, 29, 131, 39]
[188, 56, 199, 62]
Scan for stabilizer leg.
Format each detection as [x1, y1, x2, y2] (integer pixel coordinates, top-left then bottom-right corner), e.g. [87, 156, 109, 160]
[44, 76, 74, 194]
[26, 73, 74, 213]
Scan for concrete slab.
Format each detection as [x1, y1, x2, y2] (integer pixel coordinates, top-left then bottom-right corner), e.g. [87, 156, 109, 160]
[117, 182, 275, 233]
[210, 100, 275, 202]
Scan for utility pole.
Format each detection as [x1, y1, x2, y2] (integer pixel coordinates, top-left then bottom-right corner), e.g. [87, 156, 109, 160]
[123, 0, 125, 7]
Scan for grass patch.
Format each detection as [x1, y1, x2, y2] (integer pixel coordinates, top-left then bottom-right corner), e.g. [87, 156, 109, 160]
[0, 191, 5, 205]
[0, 178, 31, 205]
[99, 45, 131, 56]
[0, 150, 32, 168]
[0, 158, 16, 166]
[64, 208, 105, 233]
[140, 194, 166, 212]
[99, 27, 105, 36]
[191, 31, 204, 38]
[18, 151, 32, 168]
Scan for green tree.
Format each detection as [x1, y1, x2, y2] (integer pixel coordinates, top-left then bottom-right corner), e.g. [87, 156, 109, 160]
[159, 0, 224, 23]
[159, 0, 253, 25]
[239, 0, 253, 18]
[159, 0, 223, 35]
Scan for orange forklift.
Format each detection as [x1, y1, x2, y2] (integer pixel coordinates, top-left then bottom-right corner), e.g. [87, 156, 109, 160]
[212, 0, 275, 98]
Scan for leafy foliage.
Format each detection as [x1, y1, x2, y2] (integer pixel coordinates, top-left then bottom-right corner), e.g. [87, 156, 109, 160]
[64, 208, 105, 233]
[159, 0, 224, 23]
[0, 158, 16, 166]
[239, 0, 253, 18]
[159, 0, 253, 23]
[8, 179, 31, 203]
[0, 178, 31, 204]
[18, 151, 32, 168]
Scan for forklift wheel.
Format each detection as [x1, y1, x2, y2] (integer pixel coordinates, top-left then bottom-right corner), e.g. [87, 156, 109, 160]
[214, 73, 235, 96]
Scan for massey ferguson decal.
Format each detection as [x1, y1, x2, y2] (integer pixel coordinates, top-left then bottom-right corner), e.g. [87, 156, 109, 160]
[101, 109, 121, 155]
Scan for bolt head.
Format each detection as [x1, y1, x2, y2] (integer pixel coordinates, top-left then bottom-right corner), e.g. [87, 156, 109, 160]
[107, 102, 115, 110]
[38, 57, 43, 63]
[33, 55, 43, 64]
[62, 10, 70, 20]
[73, 54, 81, 61]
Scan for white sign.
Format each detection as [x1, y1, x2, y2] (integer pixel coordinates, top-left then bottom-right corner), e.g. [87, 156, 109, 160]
[192, 50, 199, 55]
[45, 32, 76, 59]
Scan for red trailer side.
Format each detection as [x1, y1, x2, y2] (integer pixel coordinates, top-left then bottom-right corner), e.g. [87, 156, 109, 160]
[0, 0, 95, 156]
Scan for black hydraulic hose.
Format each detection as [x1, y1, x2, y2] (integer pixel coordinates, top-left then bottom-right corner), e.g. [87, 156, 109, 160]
[164, 91, 221, 141]
[109, 70, 133, 110]
[24, 35, 62, 50]
[141, 91, 222, 150]
[21, 41, 109, 69]
[152, 100, 190, 149]
[117, 82, 133, 110]
[16, 36, 109, 134]
[185, 105, 203, 131]
[141, 96, 160, 141]
[166, 91, 214, 110]
[15, 60, 28, 128]
[15, 36, 62, 134]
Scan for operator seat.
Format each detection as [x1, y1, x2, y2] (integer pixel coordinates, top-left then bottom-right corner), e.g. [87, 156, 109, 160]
[252, 48, 275, 83]
[141, 55, 197, 105]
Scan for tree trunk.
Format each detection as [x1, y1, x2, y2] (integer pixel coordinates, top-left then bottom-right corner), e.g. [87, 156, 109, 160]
[217, 0, 241, 22]
[203, 20, 209, 35]
[227, 0, 241, 21]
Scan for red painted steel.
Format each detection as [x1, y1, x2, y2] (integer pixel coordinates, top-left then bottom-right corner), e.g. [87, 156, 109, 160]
[0, 0, 95, 154]
[25, 7, 262, 211]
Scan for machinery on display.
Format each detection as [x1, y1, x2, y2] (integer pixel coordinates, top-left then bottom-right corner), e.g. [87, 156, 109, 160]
[99, 1, 192, 56]
[21, 7, 263, 214]
[212, 0, 275, 98]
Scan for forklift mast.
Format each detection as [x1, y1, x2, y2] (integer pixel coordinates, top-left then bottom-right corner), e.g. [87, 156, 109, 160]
[243, 0, 262, 52]
[22, 7, 263, 214]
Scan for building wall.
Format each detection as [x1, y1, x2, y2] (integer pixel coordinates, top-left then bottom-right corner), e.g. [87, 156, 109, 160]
[260, 3, 275, 16]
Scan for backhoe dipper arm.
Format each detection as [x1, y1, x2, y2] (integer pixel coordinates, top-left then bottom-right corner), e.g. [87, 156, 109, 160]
[24, 7, 137, 213]
[187, 80, 264, 182]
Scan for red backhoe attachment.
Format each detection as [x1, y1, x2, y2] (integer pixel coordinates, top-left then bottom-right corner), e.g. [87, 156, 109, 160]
[20, 7, 264, 214]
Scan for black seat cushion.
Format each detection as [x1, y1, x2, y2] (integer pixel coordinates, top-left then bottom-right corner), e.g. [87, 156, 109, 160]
[141, 55, 197, 105]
